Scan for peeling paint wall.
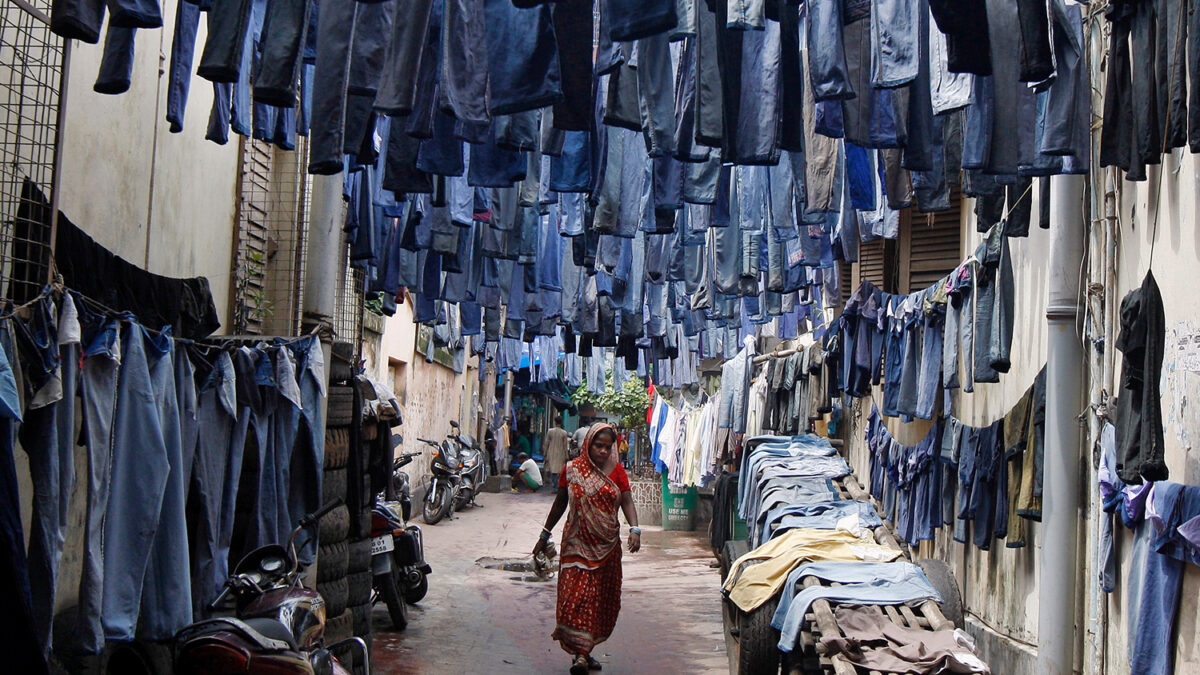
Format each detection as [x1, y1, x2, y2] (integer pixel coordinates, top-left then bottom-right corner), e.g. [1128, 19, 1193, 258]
[378, 301, 480, 492]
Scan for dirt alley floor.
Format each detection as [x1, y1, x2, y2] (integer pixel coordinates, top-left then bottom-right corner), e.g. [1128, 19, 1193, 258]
[368, 489, 728, 674]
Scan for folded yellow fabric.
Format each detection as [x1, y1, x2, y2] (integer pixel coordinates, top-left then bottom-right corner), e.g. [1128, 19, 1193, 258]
[723, 529, 902, 611]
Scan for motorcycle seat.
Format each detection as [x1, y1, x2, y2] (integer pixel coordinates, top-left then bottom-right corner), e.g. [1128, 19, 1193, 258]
[241, 618, 298, 651]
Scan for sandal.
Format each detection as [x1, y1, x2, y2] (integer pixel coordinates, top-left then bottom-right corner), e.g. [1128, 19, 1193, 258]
[570, 655, 589, 675]
[587, 655, 602, 671]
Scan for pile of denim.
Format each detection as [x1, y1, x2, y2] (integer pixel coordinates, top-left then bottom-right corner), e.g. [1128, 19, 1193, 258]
[0, 291, 325, 669]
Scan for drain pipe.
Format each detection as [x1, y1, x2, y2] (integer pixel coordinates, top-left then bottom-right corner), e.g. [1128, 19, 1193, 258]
[1038, 173, 1086, 675]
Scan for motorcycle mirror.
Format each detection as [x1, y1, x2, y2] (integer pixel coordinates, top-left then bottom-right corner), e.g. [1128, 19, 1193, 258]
[449, 420, 459, 429]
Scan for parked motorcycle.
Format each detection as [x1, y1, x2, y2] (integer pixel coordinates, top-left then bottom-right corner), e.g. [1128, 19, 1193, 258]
[385, 445, 432, 604]
[449, 420, 485, 512]
[419, 436, 461, 525]
[173, 499, 368, 675]
[370, 450, 433, 629]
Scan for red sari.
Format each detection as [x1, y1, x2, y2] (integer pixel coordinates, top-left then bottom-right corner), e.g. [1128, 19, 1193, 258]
[552, 425, 631, 656]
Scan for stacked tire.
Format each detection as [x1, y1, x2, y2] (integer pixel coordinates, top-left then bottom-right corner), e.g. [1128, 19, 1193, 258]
[318, 425, 353, 647]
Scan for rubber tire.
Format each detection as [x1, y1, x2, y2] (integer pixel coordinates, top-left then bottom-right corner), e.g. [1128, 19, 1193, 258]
[318, 540, 349, 582]
[736, 595, 782, 675]
[422, 481, 452, 525]
[721, 539, 751, 582]
[318, 576, 349, 618]
[347, 570, 373, 606]
[401, 571, 429, 605]
[916, 558, 964, 628]
[377, 567, 409, 631]
[327, 385, 355, 427]
[324, 608, 353, 643]
[318, 504, 351, 543]
[323, 467, 348, 506]
[348, 539, 372, 573]
[325, 428, 350, 470]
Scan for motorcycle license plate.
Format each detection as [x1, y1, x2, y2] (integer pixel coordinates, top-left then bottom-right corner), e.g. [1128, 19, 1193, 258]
[371, 535, 395, 555]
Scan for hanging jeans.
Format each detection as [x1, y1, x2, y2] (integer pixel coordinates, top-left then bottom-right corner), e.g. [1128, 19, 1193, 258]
[375, 0, 434, 116]
[552, 0, 594, 131]
[190, 352, 240, 616]
[442, 0, 490, 124]
[77, 317, 120, 654]
[694, 2, 724, 147]
[0, 323, 47, 674]
[101, 324, 171, 642]
[603, 0, 677, 42]
[51, 0, 159, 44]
[25, 343, 77, 655]
[137, 333, 193, 640]
[308, 0, 358, 174]
[485, 0, 563, 116]
[870, 0, 920, 87]
[198, 0, 253, 82]
[807, 0, 853, 100]
[254, 0, 310, 106]
[166, 0, 202, 132]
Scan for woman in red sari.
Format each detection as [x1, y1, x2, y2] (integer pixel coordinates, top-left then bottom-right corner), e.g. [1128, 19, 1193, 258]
[533, 423, 641, 674]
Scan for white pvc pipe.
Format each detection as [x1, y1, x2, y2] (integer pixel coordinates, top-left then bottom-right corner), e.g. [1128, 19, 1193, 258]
[1038, 173, 1086, 675]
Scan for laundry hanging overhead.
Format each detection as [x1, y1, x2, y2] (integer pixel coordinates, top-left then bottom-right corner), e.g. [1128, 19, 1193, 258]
[48, 0, 1101, 391]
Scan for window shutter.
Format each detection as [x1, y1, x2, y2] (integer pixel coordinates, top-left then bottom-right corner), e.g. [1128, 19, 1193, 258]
[900, 189, 963, 294]
[232, 138, 273, 334]
[858, 239, 886, 290]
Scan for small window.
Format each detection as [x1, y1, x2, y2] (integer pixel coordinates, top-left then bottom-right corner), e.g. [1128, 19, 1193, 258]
[899, 189, 964, 294]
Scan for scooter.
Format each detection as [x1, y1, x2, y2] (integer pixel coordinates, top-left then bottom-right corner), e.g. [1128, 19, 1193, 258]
[173, 499, 368, 675]
[419, 436, 461, 525]
[449, 421, 485, 512]
[370, 449, 433, 630]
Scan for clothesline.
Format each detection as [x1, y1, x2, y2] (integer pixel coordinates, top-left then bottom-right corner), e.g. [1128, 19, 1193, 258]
[0, 283, 320, 348]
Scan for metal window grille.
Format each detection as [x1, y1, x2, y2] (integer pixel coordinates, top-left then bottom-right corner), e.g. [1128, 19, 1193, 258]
[0, 0, 62, 304]
[231, 136, 312, 335]
[333, 242, 365, 349]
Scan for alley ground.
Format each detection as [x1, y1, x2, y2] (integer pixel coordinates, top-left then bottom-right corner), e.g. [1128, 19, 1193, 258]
[369, 490, 728, 674]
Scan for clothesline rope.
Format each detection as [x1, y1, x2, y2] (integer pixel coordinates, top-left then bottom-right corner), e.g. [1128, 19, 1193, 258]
[0, 284, 320, 348]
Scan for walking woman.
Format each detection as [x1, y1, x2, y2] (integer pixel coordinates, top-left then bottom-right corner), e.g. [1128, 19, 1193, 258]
[533, 423, 642, 674]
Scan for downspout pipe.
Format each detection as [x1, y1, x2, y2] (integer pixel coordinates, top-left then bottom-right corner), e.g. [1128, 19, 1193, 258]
[1038, 174, 1086, 675]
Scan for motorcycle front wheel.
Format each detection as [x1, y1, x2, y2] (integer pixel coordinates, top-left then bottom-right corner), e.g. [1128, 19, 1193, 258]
[422, 481, 452, 525]
[377, 567, 408, 631]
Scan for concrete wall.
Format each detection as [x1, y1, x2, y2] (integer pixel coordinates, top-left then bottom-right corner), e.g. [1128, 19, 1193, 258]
[57, 16, 241, 328]
[378, 301, 480, 494]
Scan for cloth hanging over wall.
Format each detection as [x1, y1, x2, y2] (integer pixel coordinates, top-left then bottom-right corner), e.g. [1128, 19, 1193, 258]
[864, 367, 1045, 550]
[18, 179, 222, 340]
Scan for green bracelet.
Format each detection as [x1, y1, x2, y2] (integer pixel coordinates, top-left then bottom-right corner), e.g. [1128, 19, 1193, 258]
[630, 527, 641, 535]
[539, 531, 551, 540]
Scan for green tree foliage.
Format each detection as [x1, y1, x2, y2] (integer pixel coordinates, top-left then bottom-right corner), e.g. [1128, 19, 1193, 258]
[573, 372, 650, 431]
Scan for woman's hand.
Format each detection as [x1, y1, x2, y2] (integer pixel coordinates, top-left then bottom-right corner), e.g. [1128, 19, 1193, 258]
[626, 531, 641, 553]
[533, 537, 547, 557]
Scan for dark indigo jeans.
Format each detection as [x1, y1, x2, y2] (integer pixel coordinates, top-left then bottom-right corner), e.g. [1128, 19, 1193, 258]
[485, 0, 563, 116]
[308, 0, 358, 174]
[375, 0, 434, 116]
[0, 321, 48, 674]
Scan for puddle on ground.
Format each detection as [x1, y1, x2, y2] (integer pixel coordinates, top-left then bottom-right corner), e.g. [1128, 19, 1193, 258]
[476, 556, 556, 582]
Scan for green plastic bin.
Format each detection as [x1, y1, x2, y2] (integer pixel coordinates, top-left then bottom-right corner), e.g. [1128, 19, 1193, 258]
[661, 473, 698, 531]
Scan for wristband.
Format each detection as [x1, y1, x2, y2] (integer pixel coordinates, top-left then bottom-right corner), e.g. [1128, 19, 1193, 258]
[629, 527, 641, 535]
[539, 531, 551, 540]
